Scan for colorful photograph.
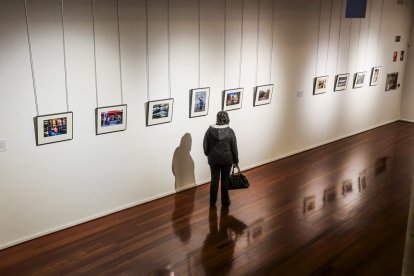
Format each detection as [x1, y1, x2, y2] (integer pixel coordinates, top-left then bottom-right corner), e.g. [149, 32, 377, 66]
[147, 98, 174, 126]
[334, 74, 349, 91]
[190, 88, 210, 118]
[96, 105, 127, 135]
[101, 110, 123, 127]
[254, 84, 273, 106]
[370, 67, 381, 86]
[35, 112, 73, 146]
[385, 72, 398, 91]
[223, 88, 243, 111]
[226, 92, 241, 106]
[353, 72, 366, 89]
[43, 117, 67, 137]
[393, 51, 398, 62]
[313, 76, 328, 95]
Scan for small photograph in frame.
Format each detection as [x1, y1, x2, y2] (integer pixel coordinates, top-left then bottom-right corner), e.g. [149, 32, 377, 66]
[313, 76, 328, 95]
[223, 88, 243, 111]
[35, 111, 73, 146]
[147, 98, 174, 126]
[96, 104, 127, 135]
[400, 50, 405, 61]
[370, 67, 381, 86]
[395, 35, 401, 42]
[334, 73, 349, 91]
[254, 84, 273, 106]
[353, 71, 366, 89]
[393, 51, 398, 62]
[190, 87, 210, 118]
[385, 72, 398, 91]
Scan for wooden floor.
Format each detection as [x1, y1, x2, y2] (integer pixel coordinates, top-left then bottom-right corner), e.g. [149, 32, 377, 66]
[1, 121, 414, 275]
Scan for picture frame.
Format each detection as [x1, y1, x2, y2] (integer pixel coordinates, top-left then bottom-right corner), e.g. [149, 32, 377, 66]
[254, 84, 273, 106]
[35, 111, 73, 146]
[313, 76, 328, 95]
[385, 72, 398, 91]
[400, 51, 405, 61]
[189, 87, 210, 118]
[223, 88, 243, 111]
[369, 67, 381, 86]
[96, 104, 127, 135]
[393, 51, 398, 62]
[353, 71, 366, 89]
[147, 98, 174, 126]
[334, 73, 349, 91]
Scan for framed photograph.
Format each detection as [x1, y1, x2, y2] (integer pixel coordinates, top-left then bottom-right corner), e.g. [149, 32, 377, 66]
[370, 67, 381, 86]
[147, 98, 174, 126]
[385, 72, 398, 91]
[190, 87, 210, 118]
[35, 111, 73, 146]
[254, 84, 273, 106]
[313, 76, 328, 95]
[353, 71, 366, 89]
[96, 104, 127, 135]
[395, 35, 401, 42]
[334, 73, 349, 91]
[393, 51, 398, 62]
[400, 50, 405, 61]
[223, 88, 243, 111]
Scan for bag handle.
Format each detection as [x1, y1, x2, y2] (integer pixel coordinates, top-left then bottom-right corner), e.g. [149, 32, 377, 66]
[232, 164, 240, 176]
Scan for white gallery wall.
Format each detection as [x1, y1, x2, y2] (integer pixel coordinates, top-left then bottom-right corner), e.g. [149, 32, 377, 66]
[0, 0, 412, 249]
[401, 7, 414, 122]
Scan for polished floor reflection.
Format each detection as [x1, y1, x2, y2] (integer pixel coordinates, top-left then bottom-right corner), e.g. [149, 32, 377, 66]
[1, 121, 414, 275]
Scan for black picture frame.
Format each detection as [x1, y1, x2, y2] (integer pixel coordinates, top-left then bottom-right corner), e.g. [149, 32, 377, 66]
[95, 104, 127, 135]
[146, 98, 174, 126]
[34, 111, 73, 146]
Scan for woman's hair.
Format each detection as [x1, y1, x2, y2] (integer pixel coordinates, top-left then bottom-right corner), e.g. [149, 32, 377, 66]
[216, 111, 230, 125]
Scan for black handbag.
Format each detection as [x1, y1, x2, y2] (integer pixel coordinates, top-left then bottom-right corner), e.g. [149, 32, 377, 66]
[229, 165, 250, 190]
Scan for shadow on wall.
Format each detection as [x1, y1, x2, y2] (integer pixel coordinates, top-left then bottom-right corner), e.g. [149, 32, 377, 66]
[172, 133, 196, 191]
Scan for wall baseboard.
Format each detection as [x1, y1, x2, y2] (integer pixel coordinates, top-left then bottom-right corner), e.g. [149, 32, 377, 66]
[399, 118, 414, 124]
[0, 119, 402, 250]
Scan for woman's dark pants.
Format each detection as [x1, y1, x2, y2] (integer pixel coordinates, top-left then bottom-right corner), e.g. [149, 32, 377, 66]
[209, 164, 232, 205]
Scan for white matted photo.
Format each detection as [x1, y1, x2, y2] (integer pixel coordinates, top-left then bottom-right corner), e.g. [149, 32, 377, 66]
[353, 72, 366, 89]
[147, 98, 174, 126]
[334, 73, 349, 91]
[370, 67, 381, 86]
[313, 76, 328, 95]
[190, 87, 210, 118]
[35, 111, 73, 146]
[223, 88, 243, 111]
[96, 104, 127, 135]
[254, 84, 273, 106]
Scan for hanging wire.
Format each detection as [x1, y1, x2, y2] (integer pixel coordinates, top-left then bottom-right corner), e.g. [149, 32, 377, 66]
[365, 0, 373, 68]
[24, 0, 40, 116]
[60, 0, 70, 112]
[167, 0, 172, 98]
[146, 0, 150, 101]
[268, 0, 275, 84]
[254, 0, 261, 87]
[238, 0, 244, 88]
[198, 0, 201, 88]
[315, 0, 322, 76]
[335, 0, 344, 75]
[116, 0, 124, 104]
[356, 18, 362, 70]
[224, 0, 227, 91]
[92, 0, 99, 107]
[346, 19, 352, 73]
[325, 0, 334, 75]
[375, 0, 385, 65]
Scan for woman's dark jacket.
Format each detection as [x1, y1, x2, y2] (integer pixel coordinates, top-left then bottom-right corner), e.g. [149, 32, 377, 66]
[203, 125, 239, 165]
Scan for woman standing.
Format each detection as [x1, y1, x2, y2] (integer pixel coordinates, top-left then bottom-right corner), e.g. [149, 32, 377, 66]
[203, 111, 239, 207]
